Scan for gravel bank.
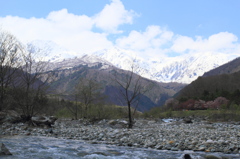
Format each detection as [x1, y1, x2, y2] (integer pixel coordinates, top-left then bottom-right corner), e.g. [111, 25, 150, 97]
[1, 118, 240, 155]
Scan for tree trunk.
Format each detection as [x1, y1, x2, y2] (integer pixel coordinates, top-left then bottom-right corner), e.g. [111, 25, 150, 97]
[128, 102, 133, 128]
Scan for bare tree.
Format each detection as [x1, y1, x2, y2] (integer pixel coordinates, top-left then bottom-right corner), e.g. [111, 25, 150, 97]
[0, 29, 23, 110]
[112, 63, 149, 128]
[74, 78, 104, 119]
[13, 45, 50, 120]
[65, 95, 82, 120]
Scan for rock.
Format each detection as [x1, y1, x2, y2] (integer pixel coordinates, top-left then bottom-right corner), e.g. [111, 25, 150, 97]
[155, 144, 163, 149]
[183, 118, 193, 124]
[171, 147, 178, 151]
[0, 143, 12, 156]
[45, 128, 53, 134]
[197, 146, 205, 151]
[237, 133, 240, 137]
[205, 139, 214, 145]
[31, 116, 57, 127]
[107, 120, 128, 128]
[182, 154, 192, 159]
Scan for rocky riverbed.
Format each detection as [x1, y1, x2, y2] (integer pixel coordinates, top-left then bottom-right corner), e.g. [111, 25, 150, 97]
[1, 118, 240, 156]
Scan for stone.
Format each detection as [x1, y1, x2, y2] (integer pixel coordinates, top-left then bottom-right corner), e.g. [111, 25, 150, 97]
[237, 133, 240, 137]
[45, 128, 53, 134]
[155, 144, 163, 149]
[0, 143, 12, 156]
[171, 147, 178, 151]
[197, 146, 205, 151]
[107, 120, 128, 128]
[183, 118, 193, 124]
[182, 154, 192, 159]
[205, 139, 214, 145]
[31, 116, 57, 127]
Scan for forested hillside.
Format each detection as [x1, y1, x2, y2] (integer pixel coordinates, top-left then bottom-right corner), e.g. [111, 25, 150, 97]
[176, 56, 240, 103]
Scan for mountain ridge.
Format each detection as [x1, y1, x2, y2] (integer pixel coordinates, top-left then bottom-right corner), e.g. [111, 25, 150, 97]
[28, 40, 238, 84]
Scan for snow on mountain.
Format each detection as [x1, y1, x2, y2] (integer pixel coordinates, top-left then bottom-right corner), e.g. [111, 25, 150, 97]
[152, 52, 238, 83]
[27, 40, 239, 84]
[91, 47, 153, 77]
[45, 54, 113, 71]
[27, 40, 78, 62]
[90, 48, 239, 83]
[27, 40, 113, 71]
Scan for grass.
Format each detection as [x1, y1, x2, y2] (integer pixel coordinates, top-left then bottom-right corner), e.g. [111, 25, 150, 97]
[55, 107, 73, 118]
[55, 104, 142, 120]
[143, 107, 240, 122]
[55, 100, 240, 122]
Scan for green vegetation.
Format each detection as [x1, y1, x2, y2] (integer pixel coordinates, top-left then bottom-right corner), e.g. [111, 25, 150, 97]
[55, 107, 72, 118]
[143, 102, 240, 122]
[177, 72, 240, 101]
[37, 94, 143, 120]
[54, 102, 142, 120]
[178, 88, 240, 104]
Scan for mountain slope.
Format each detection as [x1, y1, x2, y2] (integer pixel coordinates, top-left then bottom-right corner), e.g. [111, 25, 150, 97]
[203, 57, 240, 77]
[42, 55, 185, 112]
[176, 57, 240, 100]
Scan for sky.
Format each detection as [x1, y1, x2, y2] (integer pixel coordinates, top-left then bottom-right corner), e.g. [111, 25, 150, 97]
[0, 0, 240, 59]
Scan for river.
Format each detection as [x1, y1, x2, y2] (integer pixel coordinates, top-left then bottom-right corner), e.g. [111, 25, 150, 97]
[1, 136, 240, 159]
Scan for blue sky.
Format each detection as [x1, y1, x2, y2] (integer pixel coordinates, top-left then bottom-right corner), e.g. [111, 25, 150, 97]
[0, 0, 239, 59]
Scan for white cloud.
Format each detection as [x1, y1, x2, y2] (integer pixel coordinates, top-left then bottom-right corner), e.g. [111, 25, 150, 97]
[94, 0, 138, 33]
[116, 25, 173, 51]
[0, 0, 138, 55]
[0, 9, 111, 54]
[115, 25, 173, 58]
[115, 25, 239, 59]
[46, 9, 94, 31]
[171, 32, 239, 54]
[0, 0, 239, 60]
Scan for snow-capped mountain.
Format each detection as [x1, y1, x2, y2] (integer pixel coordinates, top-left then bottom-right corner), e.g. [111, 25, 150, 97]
[90, 48, 238, 83]
[27, 40, 78, 62]
[152, 52, 237, 83]
[46, 54, 113, 71]
[27, 40, 239, 84]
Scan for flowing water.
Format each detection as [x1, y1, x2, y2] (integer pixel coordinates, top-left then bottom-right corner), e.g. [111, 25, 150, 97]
[0, 136, 239, 159]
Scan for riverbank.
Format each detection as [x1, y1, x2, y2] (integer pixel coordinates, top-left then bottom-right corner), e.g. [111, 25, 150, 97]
[1, 118, 240, 155]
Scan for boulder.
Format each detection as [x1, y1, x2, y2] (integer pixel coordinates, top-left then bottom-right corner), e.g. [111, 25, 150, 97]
[31, 116, 57, 127]
[0, 143, 12, 156]
[108, 119, 128, 128]
[183, 118, 193, 124]
[182, 154, 192, 159]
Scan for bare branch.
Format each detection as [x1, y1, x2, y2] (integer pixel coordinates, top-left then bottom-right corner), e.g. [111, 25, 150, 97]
[112, 60, 150, 128]
[0, 29, 23, 110]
